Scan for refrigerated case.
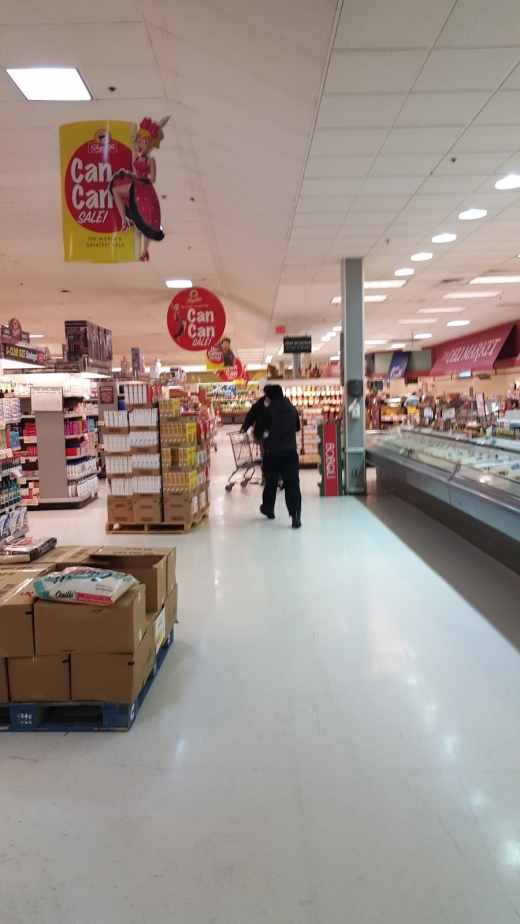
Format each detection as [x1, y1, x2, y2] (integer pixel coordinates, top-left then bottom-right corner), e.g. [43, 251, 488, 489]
[366, 427, 520, 574]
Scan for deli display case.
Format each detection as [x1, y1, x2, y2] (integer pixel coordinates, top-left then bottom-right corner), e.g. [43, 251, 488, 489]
[366, 428, 520, 574]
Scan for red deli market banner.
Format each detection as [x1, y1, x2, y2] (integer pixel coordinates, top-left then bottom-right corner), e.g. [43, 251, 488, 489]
[430, 323, 515, 376]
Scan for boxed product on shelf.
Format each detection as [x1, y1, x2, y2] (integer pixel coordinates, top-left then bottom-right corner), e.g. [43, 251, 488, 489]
[71, 629, 155, 705]
[162, 469, 198, 493]
[131, 453, 161, 473]
[68, 474, 98, 498]
[106, 455, 132, 475]
[130, 430, 159, 449]
[0, 657, 8, 701]
[107, 496, 134, 523]
[105, 433, 131, 453]
[108, 477, 134, 497]
[158, 397, 180, 419]
[84, 549, 176, 614]
[8, 655, 71, 702]
[34, 583, 147, 655]
[133, 493, 162, 524]
[129, 408, 158, 428]
[122, 383, 150, 406]
[163, 491, 198, 525]
[104, 410, 129, 430]
[162, 445, 197, 469]
[160, 420, 197, 444]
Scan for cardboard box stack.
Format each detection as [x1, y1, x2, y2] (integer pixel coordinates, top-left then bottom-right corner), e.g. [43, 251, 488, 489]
[129, 406, 162, 524]
[159, 398, 211, 528]
[104, 409, 134, 524]
[0, 546, 178, 706]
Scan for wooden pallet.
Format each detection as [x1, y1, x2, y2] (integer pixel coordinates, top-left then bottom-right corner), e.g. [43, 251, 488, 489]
[106, 510, 209, 536]
[0, 630, 174, 733]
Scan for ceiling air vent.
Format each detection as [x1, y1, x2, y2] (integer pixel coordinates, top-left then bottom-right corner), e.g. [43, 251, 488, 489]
[439, 278, 466, 285]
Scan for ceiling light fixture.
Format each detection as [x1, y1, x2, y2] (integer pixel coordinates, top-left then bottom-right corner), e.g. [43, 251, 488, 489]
[30, 334, 45, 338]
[432, 233, 457, 244]
[264, 355, 272, 363]
[443, 290, 501, 298]
[330, 355, 340, 361]
[321, 336, 330, 342]
[398, 318, 437, 324]
[470, 275, 520, 284]
[413, 333, 432, 340]
[331, 296, 341, 304]
[447, 320, 470, 327]
[458, 208, 487, 220]
[364, 340, 387, 345]
[165, 278, 193, 288]
[495, 175, 520, 190]
[364, 295, 387, 303]
[6, 67, 91, 101]
[391, 343, 406, 349]
[395, 268, 414, 277]
[365, 280, 407, 289]
[333, 326, 342, 332]
[411, 252, 433, 261]
[417, 307, 466, 314]
[327, 332, 336, 338]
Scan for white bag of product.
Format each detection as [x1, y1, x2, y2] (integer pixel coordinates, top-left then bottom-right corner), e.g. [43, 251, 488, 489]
[32, 567, 135, 605]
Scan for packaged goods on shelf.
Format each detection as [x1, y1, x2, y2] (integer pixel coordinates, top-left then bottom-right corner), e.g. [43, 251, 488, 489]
[66, 457, 97, 480]
[106, 455, 132, 475]
[108, 477, 134, 497]
[122, 383, 150, 406]
[162, 445, 196, 468]
[163, 469, 198, 493]
[105, 433, 131, 453]
[104, 410, 129, 429]
[132, 475, 162, 494]
[65, 433, 96, 457]
[68, 475, 98, 498]
[160, 420, 197, 444]
[158, 397, 180, 418]
[0, 396, 21, 422]
[129, 408, 158, 428]
[129, 430, 159, 448]
[131, 453, 161, 472]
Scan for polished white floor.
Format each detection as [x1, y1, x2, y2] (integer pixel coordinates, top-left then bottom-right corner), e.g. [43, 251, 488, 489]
[3, 433, 520, 923]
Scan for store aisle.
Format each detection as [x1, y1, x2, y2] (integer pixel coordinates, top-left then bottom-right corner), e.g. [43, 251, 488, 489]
[3, 432, 520, 923]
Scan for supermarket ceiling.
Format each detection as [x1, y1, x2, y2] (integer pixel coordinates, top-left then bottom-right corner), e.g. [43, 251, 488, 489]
[3, 0, 520, 363]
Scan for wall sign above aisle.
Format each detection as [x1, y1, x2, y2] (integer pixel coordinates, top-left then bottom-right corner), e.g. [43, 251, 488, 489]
[387, 352, 410, 380]
[167, 287, 226, 352]
[430, 323, 515, 376]
[2, 343, 45, 366]
[283, 336, 312, 354]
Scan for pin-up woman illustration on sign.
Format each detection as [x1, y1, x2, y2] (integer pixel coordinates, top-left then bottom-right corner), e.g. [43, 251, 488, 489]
[109, 116, 169, 262]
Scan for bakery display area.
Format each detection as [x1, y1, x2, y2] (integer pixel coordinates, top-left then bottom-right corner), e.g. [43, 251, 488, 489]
[367, 427, 520, 574]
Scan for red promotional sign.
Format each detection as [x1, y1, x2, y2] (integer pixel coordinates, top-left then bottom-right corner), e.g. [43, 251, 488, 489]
[218, 358, 244, 381]
[167, 287, 226, 352]
[64, 134, 132, 234]
[430, 323, 514, 376]
[323, 426, 340, 496]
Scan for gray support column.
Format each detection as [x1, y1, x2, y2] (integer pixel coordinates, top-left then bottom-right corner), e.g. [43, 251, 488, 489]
[341, 258, 366, 494]
[292, 353, 301, 378]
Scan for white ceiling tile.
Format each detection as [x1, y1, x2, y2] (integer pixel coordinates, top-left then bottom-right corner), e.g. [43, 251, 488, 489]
[0, 1, 141, 24]
[475, 91, 520, 125]
[82, 65, 165, 100]
[296, 196, 354, 213]
[341, 211, 399, 226]
[414, 48, 520, 92]
[300, 177, 364, 197]
[207, 0, 337, 57]
[304, 155, 374, 178]
[418, 175, 488, 194]
[438, 0, 520, 46]
[317, 94, 405, 130]
[381, 127, 462, 154]
[0, 22, 153, 66]
[502, 61, 520, 90]
[335, 0, 456, 49]
[368, 153, 441, 177]
[396, 93, 489, 127]
[325, 50, 427, 94]
[310, 129, 388, 156]
[433, 152, 512, 174]
[451, 124, 520, 152]
[359, 176, 423, 196]
[293, 212, 344, 227]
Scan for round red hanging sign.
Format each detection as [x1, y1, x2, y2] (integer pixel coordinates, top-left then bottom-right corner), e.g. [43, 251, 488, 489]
[218, 358, 244, 382]
[167, 287, 226, 352]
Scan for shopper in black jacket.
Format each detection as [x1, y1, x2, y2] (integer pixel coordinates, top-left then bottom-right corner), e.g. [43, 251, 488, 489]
[260, 384, 302, 528]
[240, 386, 272, 439]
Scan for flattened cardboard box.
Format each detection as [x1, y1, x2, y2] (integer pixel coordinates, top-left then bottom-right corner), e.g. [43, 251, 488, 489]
[8, 655, 70, 703]
[94, 546, 177, 590]
[71, 629, 155, 705]
[37, 546, 102, 566]
[0, 658, 8, 702]
[86, 550, 175, 614]
[34, 584, 147, 656]
[0, 574, 39, 658]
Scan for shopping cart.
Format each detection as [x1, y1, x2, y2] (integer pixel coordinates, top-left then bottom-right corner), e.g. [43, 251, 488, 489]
[225, 431, 263, 492]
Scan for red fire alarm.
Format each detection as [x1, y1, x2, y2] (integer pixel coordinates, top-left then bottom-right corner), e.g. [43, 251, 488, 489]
[275, 325, 286, 335]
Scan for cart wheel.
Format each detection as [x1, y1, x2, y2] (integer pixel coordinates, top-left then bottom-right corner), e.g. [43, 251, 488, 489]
[241, 479, 248, 488]
[225, 484, 233, 493]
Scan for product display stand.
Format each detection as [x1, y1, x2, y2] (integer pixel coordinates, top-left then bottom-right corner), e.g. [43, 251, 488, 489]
[0, 395, 29, 545]
[29, 388, 99, 510]
[279, 379, 343, 468]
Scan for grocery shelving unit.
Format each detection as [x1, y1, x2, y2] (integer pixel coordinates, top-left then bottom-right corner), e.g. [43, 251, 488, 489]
[26, 388, 99, 510]
[279, 379, 343, 467]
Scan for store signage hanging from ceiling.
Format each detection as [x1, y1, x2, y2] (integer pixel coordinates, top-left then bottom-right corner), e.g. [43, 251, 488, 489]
[283, 336, 312, 354]
[2, 343, 45, 366]
[167, 287, 226, 352]
[60, 120, 139, 263]
[387, 351, 410, 380]
[430, 323, 515, 376]
[1, 319, 30, 346]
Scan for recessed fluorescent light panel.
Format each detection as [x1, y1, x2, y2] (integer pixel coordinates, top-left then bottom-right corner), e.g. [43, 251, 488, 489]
[495, 175, 520, 190]
[470, 275, 520, 284]
[410, 252, 433, 261]
[364, 340, 387, 345]
[417, 307, 467, 314]
[331, 296, 341, 304]
[398, 318, 437, 324]
[413, 333, 432, 339]
[166, 279, 193, 288]
[458, 208, 487, 220]
[432, 233, 457, 243]
[443, 290, 501, 298]
[6, 67, 91, 101]
[30, 334, 45, 338]
[264, 355, 272, 363]
[394, 268, 414, 277]
[364, 295, 387, 303]
[391, 343, 406, 348]
[333, 326, 342, 332]
[364, 280, 407, 289]
[447, 320, 470, 327]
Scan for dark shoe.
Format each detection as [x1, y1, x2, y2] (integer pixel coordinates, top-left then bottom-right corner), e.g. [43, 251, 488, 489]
[260, 505, 275, 520]
[291, 512, 302, 529]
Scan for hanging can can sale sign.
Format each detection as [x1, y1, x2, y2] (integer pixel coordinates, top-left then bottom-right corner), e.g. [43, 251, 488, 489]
[59, 120, 140, 263]
[167, 287, 226, 352]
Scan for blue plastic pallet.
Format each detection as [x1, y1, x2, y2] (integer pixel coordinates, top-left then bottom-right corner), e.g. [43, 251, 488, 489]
[0, 629, 174, 733]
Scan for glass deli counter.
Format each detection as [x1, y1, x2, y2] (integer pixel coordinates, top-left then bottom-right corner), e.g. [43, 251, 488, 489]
[366, 428, 520, 574]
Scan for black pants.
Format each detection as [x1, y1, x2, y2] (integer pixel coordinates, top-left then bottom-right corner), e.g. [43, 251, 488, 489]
[263, 450, 301, 516]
